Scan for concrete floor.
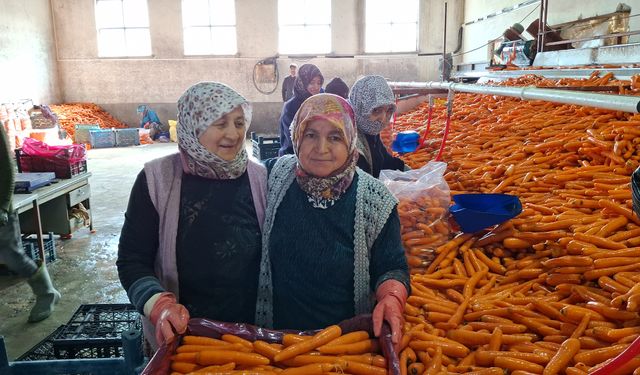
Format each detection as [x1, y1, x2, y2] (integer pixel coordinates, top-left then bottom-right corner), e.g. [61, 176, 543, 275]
[0, 143, 179, 360]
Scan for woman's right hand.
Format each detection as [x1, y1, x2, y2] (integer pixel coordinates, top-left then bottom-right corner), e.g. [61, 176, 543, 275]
[147, 292, 190, 345]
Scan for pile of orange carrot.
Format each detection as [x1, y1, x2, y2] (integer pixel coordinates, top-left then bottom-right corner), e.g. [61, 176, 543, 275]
[50, 103, 129, 139]
[493, 72, 640, 95]
[169, 327, 388, 375]
[390, 73, 640, 373]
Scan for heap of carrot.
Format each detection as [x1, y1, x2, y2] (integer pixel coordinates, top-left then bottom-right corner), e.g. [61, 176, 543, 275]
[495, 72, 640, 95]
[49, 103, 129, 139]
[168, 327, 387, 374]
[390, 71, 640, 373]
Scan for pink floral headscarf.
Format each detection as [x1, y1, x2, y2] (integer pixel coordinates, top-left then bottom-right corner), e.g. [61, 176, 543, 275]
[291, 93, 359, 209]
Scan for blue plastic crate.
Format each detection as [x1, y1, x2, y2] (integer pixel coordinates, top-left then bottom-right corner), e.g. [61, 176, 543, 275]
[89, 129, 116, 148]
[114, 128, 139, 147]
[23, 232, 56, 263]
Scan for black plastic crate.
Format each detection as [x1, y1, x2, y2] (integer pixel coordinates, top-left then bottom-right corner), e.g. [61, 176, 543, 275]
[51, 304, 141, 359]
[23, 232, 57, 263]
[0, 233, 55, 275]
[251, 132, 280, 160]
[16, 325, 65, 361]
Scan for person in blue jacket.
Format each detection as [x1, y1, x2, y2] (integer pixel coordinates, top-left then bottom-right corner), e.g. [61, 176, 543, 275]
[277, 64, 324, 156]
[137, 105, 168, 141]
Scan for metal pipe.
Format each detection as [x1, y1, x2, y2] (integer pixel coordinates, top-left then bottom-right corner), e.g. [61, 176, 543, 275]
[387, 81, 640, 113]
[541, 0, 549, 52]
[537, 0, 544, 52]
[442, 2, 447, 82]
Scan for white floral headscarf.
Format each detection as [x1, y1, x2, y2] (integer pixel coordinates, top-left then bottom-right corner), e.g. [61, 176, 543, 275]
[177, 82, 252, 180]
[348, 75, 397, 135]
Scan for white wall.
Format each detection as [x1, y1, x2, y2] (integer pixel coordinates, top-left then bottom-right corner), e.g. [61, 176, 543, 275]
[0, 0, 61, 104]
[50, 0, 464, 132]
[459, 0, 640, 64]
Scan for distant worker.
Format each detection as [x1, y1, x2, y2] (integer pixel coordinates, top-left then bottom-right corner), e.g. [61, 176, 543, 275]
[0, 124, 61, 323]
[278, 63, 324, 155]
[281, 63, 297, 102]
[137, 105, 168, 141]
[325, 77, 350, 99]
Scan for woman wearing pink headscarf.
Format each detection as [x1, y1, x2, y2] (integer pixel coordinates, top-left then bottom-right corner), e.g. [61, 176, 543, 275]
[256, 93, 409, 350]
[117, 82, 267, 350]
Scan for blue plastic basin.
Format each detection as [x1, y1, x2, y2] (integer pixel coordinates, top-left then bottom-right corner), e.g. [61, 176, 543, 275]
[392, 131, 420, 153]
[450, 193, 522, 233]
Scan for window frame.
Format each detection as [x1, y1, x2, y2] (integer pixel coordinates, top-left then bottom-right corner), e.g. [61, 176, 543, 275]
[181, 0, 239, 56]
[277, 0, 332, 56]
[95, 0, 152, 58]
[364, 0, 419, 54]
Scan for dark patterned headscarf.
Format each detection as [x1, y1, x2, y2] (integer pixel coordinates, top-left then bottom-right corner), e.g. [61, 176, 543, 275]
[292, 94, 358, 209]
[177, 82, 252, 180]
[349, 75, 397, 135]
[325, 77, 350, 99]
[293, 64, 324, 100]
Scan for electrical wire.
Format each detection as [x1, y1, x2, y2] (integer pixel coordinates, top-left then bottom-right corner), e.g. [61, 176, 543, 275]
[252, 58, 280, 95]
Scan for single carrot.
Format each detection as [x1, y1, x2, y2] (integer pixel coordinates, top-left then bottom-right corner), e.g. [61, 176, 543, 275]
[318, 331, 370, 348]
[494, 356, 544, 373]
[171, 361, 201, 373]
[543, 337, 580, 375]
[279, 362, 343, 375]
[196, 351, 270, 366]
[182, 336, 229, 347]
[252, 341, 280, 361]
[281, 334, 311, 347]
[222, 335, 254, 350]
[193, 363, 236, 372]
[273, 325, 342, 362]
[316, 339, 378, 355]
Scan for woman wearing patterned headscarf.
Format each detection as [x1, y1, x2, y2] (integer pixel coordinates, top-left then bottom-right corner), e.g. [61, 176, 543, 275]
[256, 93, 409, 350]
[350, 75, 406, 178]
[278, 63, 324, 156]
[117, 82, 267, 350]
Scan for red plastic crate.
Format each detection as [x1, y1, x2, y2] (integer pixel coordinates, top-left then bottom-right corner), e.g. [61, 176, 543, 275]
[15, 148, 87, 179]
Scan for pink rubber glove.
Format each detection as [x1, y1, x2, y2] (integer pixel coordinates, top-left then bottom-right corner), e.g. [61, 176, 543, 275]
[148, 292, 189, 346]
[372, 279, 408, 351]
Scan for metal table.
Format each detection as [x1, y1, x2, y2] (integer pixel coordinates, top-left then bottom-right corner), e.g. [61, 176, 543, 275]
[11, 173, 93, 262]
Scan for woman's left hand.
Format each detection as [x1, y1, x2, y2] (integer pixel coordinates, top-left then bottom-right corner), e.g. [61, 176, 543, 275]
[372, 279, 408, 352]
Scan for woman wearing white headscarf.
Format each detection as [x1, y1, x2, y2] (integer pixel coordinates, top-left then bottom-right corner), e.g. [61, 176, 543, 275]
[349, 75, 406, 178]
[117, 82, 267, 350]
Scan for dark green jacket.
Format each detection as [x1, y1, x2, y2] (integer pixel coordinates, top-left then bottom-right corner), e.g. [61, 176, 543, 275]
[0, 125, 15, 214]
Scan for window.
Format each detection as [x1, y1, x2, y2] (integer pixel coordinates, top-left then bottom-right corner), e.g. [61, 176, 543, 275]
[182, 0, 237, 55]
[95, 0, 152, 57]
[278, 0, 331, 55]
[365, 0, 418, 53]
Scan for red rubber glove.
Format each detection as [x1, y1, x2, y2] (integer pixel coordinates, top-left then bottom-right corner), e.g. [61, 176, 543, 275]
[148, 292, 189, 346]
[373, 279, 408, 352]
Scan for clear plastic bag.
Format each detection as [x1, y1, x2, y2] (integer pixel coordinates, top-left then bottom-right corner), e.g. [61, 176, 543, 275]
[142, 314, 400, 375]
[380, 161, 452, 273]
